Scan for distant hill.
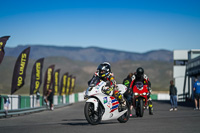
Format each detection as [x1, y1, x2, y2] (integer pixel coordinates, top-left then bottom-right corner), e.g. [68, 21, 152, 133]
[5, 45, 173, 63]
[0, 56, 173, 95]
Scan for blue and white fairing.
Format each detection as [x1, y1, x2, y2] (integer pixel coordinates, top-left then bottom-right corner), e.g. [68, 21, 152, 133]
[85, 79, 128, 121]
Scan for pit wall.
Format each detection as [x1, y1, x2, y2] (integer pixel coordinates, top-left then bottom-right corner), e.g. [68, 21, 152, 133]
[0, 92, 170, 110]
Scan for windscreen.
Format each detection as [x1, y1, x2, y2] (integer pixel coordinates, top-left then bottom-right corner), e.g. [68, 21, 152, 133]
[88, 76, 100, 87]
[135, 81, 143, 89]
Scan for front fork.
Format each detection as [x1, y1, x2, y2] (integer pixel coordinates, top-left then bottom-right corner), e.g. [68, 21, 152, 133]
[135, 97, 146, 108]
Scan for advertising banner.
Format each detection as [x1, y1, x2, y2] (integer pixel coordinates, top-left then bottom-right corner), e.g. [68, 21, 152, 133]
[43, 65, 55, 96]
[53, 69, 60, 95]
[0, 36, 10, 64]
[60, 72, 68, 96]
[65, 75, 72, 95]
[70, 76, 76, 94]
[30, 58, 44, 95]
[11, 47, 30, 94]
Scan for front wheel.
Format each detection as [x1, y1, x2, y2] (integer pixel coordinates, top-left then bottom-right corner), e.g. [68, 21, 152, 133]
[139, 98, 144, 117]
[84, 102, 102, 125]
[117, 99, 130, 123]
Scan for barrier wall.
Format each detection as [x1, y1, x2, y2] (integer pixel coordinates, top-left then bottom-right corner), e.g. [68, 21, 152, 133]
[151, 94, 170, 100]
[0, 92, 170, 111]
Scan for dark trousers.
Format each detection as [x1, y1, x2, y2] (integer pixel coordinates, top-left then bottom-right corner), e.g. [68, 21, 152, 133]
[170, 95, 177, 108]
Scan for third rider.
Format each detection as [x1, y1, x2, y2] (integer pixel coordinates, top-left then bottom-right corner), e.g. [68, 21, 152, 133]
[130, 67, 153, 115]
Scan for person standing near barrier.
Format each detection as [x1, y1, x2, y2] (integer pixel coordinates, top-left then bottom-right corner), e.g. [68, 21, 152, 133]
[169, 80, 178, 111]
[193, 78, 200, 110]
[3, 96, 10, 116]
[46, 89, 54, 110]
[36, 91, 40, 107]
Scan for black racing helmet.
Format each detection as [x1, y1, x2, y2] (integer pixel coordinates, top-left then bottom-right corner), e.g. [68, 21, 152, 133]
[136, 67, 144, 78]
[97, 62, 111, 78]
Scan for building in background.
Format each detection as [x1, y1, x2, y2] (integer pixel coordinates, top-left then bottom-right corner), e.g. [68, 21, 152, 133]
[173, 50, 189, 101]
[173, 49, 200, 101]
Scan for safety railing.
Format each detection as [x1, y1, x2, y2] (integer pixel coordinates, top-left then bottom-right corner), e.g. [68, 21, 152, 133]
[178, 93, 189, 102]
[0, 92, 85, 118]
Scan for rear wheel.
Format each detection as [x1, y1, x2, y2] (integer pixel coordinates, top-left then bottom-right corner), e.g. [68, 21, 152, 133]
[117, 99, 130, 123]
[84, 102, 102, 125]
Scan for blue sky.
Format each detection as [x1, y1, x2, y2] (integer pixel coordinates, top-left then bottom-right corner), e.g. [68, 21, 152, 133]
[0, 0, 200, 53]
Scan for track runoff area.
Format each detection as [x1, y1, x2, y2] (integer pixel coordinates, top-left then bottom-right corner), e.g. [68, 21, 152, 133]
[0, 100, 199, 133]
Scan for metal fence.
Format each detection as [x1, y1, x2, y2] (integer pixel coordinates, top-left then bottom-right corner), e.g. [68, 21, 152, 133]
[0, 92, 85, 117]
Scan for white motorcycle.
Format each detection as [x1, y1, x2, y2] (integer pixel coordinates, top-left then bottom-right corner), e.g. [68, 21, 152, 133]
[84, 76, 130, 125]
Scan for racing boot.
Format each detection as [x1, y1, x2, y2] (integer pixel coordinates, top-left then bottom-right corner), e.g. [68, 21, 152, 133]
[115, 91, 127, 110]
[120, 99, 127, 110]
[148, 98, 153, 115]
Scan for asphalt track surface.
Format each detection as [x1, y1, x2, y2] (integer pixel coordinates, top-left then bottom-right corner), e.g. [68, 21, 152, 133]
[0, 101, 200, 133]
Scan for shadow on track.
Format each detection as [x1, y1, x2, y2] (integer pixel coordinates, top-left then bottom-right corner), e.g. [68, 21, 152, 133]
[62, 119, 86, 121]
[60, 119, 118, 126]
[154, 100, 194, 108]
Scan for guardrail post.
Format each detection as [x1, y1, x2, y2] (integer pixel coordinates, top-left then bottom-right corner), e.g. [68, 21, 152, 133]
[42, 96, 44, 106]
[11, 96, 13, 110]
[33, 95, 34, 108]
[40, 97, 42, 107]
[0, 95, 2, 110]
[151, 94, 158, 100]
[25, 96, 27, 108]
[66, 95, 69, 104]
[18, 95, 21, 109]
[75, 93, 78, 102]
[63, 95, 66, 104]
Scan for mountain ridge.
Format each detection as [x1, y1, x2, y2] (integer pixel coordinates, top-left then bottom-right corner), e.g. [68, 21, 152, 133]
[4, 45, 173, 63]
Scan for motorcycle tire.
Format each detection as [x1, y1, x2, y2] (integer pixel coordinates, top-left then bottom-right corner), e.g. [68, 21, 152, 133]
[84, 102, 102, 125]
[136, 108, 139, 117]
[139, 98, 144, 117]
[117, 99, 130, 123]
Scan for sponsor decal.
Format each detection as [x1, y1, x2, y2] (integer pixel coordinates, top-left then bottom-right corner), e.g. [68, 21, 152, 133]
[124, 80, 130, 86]
[109, 113, 113, 118]
[103, 97, 108, 104]
[125, 87, 127, 91]
[109, 96, 119, 113]
[107, 98, 112, 108]
[97, 81, 104, 89]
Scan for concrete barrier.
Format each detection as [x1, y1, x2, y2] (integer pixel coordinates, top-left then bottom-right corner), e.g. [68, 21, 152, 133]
[1, 92, 172, 112]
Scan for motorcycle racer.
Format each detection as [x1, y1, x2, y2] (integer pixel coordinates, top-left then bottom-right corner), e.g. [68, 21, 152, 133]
[88, 62, 126, 109]
[130, 67, 153, 115]
[123, 73, 134, 116]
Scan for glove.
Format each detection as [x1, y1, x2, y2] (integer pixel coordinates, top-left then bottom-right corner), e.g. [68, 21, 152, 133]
[103, 86, 113, 95]
[114, 91, 122, 100]
[128, 88, 132, 94]
[84, 95, 89, 99]
[148, 87, 152, 94]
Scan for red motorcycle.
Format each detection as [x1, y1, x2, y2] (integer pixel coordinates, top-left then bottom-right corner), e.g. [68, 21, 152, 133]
[132, 81, 149, 117]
